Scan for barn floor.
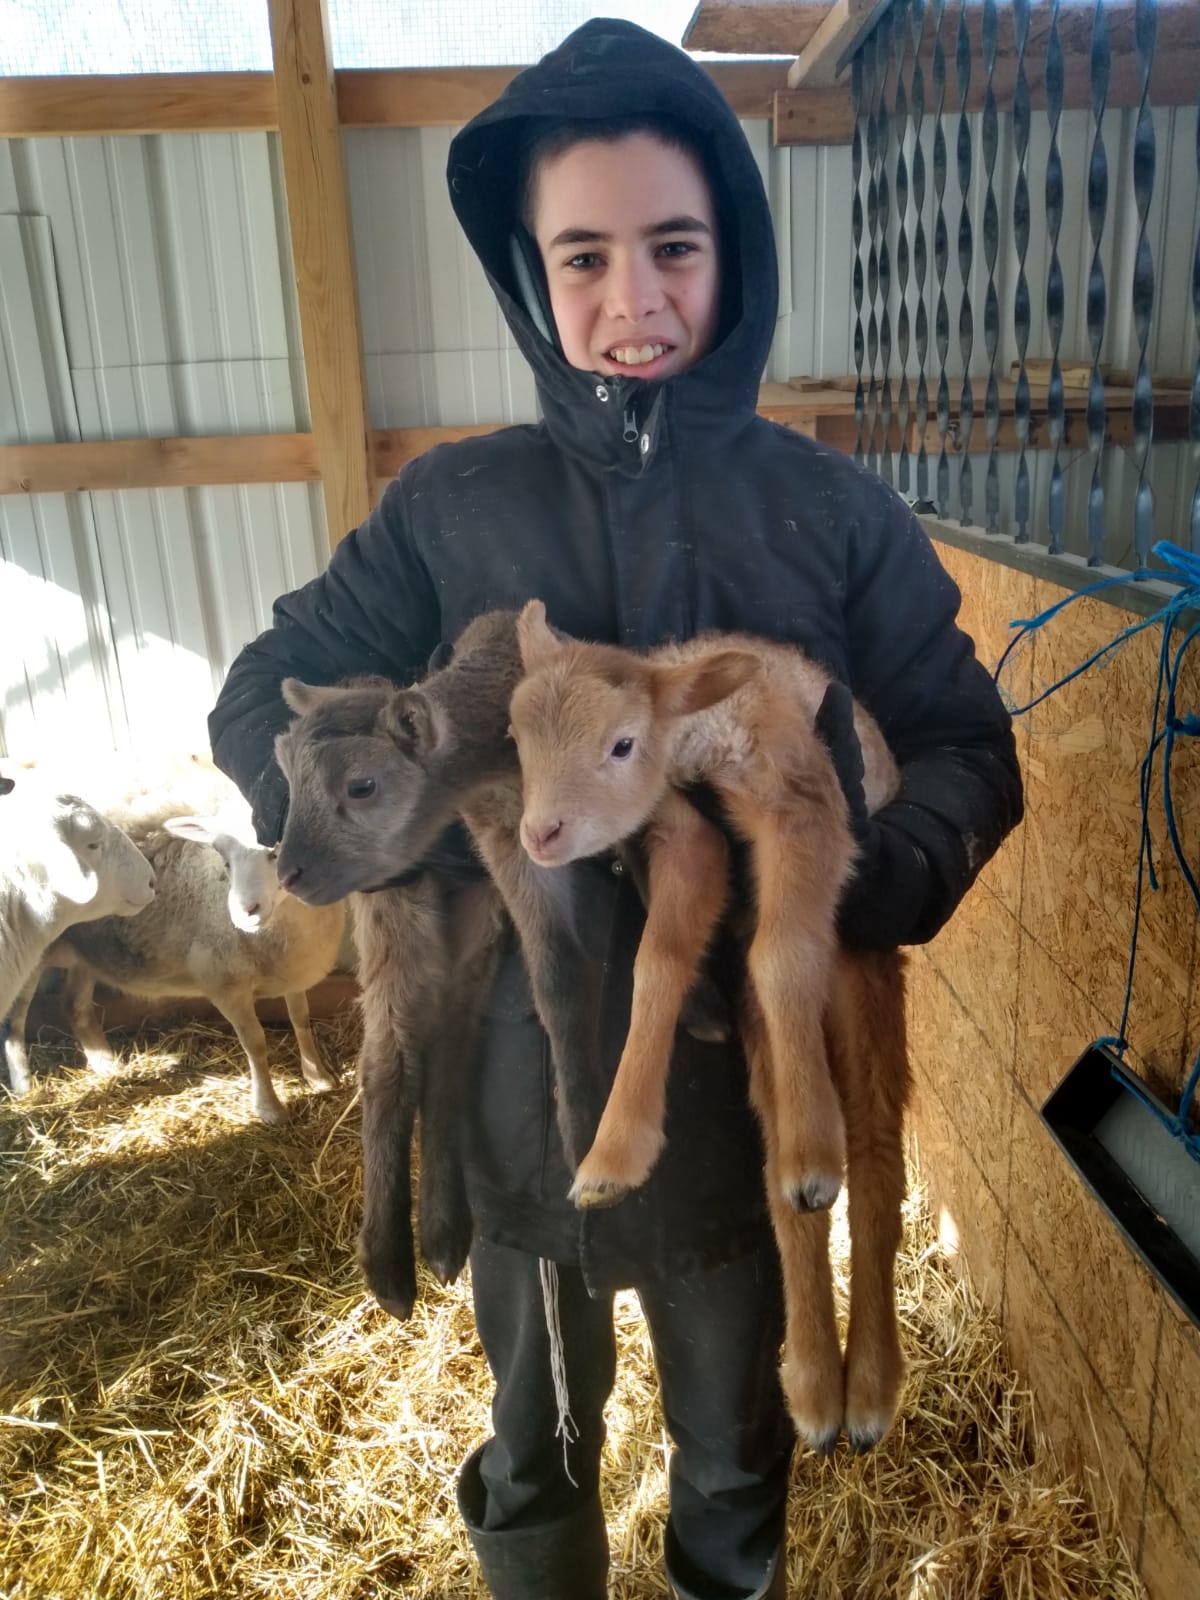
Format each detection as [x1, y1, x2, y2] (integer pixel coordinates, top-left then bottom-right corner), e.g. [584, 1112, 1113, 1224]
[0, 1015, 1145, 1600]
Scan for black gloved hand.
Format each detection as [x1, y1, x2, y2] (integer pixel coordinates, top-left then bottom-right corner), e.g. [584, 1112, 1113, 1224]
[814, 681, 935, 951]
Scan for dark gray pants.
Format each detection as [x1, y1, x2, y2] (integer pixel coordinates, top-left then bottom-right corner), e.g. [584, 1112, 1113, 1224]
[464, 1235, 793, 1596]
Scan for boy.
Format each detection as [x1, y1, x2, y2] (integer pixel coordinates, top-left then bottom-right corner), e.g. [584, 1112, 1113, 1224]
[209, 19, 1022, 1599]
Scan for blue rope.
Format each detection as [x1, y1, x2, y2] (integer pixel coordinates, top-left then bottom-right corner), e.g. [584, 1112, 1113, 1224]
[995, 540, 1200, 1160]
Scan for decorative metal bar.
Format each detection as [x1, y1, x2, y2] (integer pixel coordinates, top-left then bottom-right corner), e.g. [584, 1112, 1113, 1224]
[894, 0, 911, 494]
[878, 8, 895, 486]
[955, 0, 974, 526]
[981, 0, 1000, 531]
[932, 0, 950, 515]
[1192, 84, 1200, 551]
[852, 52, 866, 467]
[1086, 0, 1110, 565]
[866, 27, 881, 475]
[911, 0, 930, 507]
[1131, 0, 1157, 566]
[1012, 0, 1032, 542]
[1045, 0, 1066, 554]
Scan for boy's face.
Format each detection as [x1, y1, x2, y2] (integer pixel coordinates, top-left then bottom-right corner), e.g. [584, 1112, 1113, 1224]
[531, 132, 721, 381]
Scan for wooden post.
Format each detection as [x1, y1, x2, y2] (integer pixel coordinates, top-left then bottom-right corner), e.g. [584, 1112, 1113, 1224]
[787, 1, 880, 88]
[268, 0, 373, 550]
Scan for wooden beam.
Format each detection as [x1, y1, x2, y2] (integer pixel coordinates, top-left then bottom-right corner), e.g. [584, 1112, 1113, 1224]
[772, 85, 856, 143]
[269, 0, 373, 550]
[684, 1, 835, 57]
[0, 61, 792, 140]
[337, 68, 518, 126]
[787, 0, 878, 88]
[0, 73, 277, 137]
[0, 434, 319, 496]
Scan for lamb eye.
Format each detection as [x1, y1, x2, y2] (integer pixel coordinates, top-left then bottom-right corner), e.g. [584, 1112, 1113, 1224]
[610, 737, 635, 760]
[346, 777, 377, 801]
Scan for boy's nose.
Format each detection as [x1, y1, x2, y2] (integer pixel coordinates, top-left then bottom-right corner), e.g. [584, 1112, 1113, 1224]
[605, 256, 664, 323]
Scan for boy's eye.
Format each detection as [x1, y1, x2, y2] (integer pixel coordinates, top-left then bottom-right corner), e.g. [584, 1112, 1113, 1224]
[565, 252, 602, 271]
[658, 240, 697, 259]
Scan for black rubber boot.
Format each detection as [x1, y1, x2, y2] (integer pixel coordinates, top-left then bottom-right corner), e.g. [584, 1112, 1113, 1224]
[666, 1541, 787, 1600]
[457, 1444, 609, 1600]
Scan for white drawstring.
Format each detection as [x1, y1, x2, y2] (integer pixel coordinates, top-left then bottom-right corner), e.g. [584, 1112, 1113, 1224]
[538, 1256, 579, 1487]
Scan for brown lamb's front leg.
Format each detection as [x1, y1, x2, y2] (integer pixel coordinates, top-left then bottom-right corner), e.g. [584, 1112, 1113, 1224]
[570, 788, 730, 1207]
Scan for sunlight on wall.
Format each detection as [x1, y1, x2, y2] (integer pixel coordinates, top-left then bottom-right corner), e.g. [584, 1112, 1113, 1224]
[1, 561, 215, 764]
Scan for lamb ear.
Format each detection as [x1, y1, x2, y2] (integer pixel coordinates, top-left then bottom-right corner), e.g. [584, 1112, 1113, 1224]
[516, 599, 562, 674]
[281, 678, 346, 715]
[652, 651, 762, 721]
[383, 688, 441, 756]
[163, 814, 218, 845]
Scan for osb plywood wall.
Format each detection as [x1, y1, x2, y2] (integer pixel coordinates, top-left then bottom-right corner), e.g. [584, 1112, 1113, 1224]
[907, 539, 1200, 1598]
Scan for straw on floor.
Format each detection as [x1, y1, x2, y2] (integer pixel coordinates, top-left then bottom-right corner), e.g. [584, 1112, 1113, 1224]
[0, 1013, 1144, 1600]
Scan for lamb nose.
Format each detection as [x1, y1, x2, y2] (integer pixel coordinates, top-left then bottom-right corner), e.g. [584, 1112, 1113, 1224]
[280, 865, 302, 890]
[529, 819, 563, 851]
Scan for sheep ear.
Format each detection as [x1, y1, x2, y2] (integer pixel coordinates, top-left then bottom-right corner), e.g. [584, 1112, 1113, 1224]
[281, 678, 344, 715]
[163, 814, 218, 845]
[516, 600, 561, 674]
[652, 651, 762, 721]
[384, 688, 441, 756]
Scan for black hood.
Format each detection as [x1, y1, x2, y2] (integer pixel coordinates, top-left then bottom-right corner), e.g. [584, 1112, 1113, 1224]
[447, 18, 778, 469]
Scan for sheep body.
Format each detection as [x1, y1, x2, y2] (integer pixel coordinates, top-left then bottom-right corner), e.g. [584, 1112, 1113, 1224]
[4, 771, 344, 1122]
[1, 789, 156, 1024]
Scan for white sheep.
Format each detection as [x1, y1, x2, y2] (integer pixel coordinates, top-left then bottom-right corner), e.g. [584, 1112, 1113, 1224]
[1, 789, 156, 1025]
[4, 796, 346, 1123]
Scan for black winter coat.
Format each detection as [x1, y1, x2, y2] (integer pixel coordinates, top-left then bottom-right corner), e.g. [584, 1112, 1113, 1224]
[209, 19, 1023, 1293]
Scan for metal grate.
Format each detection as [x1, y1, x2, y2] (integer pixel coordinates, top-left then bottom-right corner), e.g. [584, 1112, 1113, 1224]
[845, 0, 1198, 570]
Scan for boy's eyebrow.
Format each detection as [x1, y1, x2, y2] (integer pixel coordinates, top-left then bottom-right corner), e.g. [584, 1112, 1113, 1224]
[545, 216, 713, 251]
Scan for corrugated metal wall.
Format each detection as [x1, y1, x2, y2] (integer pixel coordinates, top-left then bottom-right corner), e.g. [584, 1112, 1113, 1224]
[2, 99, 1197, 759]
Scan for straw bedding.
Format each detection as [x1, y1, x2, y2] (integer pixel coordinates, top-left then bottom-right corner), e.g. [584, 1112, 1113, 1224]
[0, 1014, 1144, 1600]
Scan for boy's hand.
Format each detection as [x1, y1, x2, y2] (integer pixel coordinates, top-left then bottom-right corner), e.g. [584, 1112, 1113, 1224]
[814, 681, 932, 951]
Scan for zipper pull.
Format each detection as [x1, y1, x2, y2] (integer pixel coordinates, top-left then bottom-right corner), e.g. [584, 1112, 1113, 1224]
[622, 404, 639, 444]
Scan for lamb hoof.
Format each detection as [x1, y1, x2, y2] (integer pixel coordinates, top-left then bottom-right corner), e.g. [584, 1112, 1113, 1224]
[782, 1173, 842, 1213]
[421, 1218, 472, 1288]
[568, 1174, 630, 1210]
[303, 1064, 339, 1093]
[363, 1259, 418, 1322]
[252, 1097, 289, 1126]
[804, 1425, 841, 1458]
[375, 1287, 416, 1321]
[847, 1419, 889, 1454]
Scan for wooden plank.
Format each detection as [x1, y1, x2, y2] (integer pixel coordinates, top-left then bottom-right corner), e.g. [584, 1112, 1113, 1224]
[0, 73, 277, 137]
[337, 67, 518, 126]
[0, 61, 792, 140]
[0, 434, 319, 496]
[4, 379, 1190, 496]
[269, 0, 374, 550]
[684, 1, 835, 58]
[336, 61, 790, 126]
[787, 0, 878, 88]
[772, 86, 856, 144]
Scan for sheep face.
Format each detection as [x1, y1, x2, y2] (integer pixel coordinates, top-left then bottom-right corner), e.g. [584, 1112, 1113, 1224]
[510, 601, 760, 869]
[47, 796, 157, 917]
[162, 816, 282, 933]
[274, 682, 449, 905]
[509, 667, 666, 867]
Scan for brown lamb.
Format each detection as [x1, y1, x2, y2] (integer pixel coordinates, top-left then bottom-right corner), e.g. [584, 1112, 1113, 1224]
[507, 599, 911, 1452]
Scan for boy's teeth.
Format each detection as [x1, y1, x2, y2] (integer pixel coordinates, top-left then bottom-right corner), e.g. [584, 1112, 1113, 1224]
[610, 343, 667, 365]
